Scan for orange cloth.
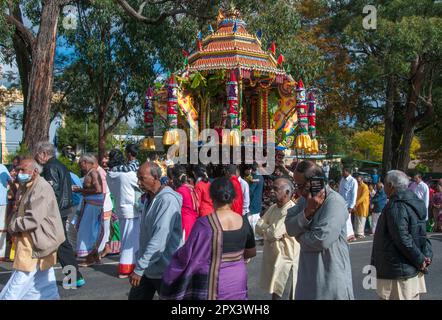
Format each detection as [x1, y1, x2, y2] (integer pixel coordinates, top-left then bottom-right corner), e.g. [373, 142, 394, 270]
[230, 176, 244, 216]
[355, 182, 370, 218]
[195, 181, 214, 217]
[13, 233, 57, 273]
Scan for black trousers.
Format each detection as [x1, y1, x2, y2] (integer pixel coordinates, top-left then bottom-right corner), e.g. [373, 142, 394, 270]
[128, 276, 162, 300]
[59, 215, 83, 281]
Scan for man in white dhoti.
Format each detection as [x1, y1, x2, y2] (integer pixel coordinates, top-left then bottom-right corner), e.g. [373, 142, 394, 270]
[256, 178, 300, 300]
[339, 167, 358, 241]
[74, 154, 104, 266]
[106, 149, 141, 278]
[0, 163, 11, 260]
[0, 158, 65, 300]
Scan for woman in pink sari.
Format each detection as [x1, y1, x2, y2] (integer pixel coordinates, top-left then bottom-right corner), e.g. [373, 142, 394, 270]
[172, 165, 199, 241]
[432, 182, 442, 232]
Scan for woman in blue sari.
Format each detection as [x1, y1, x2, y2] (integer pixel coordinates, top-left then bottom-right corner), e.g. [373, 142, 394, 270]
[160, 177, 256, 300]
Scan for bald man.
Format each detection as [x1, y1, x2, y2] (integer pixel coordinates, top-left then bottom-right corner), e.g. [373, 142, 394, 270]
[256, 178, 300, 300]
[129, 161, 183, 300]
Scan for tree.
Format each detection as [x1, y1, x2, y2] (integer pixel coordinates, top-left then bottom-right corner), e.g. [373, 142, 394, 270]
[55, 1, 151, 160]
[350, 127, 421, 163]
[340, 0, 442, 173]
[56, 115, 115, 153]
[1, 0, 74, 154]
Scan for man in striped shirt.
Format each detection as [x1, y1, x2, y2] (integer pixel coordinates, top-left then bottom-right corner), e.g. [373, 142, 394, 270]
[111, 144, 140, 173]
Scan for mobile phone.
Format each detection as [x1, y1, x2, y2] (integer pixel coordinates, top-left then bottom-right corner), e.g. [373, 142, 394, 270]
[310, 176, 325, 197]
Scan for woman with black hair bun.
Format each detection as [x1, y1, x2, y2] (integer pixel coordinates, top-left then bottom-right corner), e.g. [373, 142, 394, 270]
[161, 176, 257, 300]
[193, 164, 214, 217]
[172, 164, 199, 241]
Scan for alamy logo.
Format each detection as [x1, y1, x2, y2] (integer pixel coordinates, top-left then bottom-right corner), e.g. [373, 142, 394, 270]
[62, 5, 78, 30]
[165, 128, 276, 175]
[362, 265, 377, 290]
[362, 5, 377, 30]
[62, 265, 77, 289]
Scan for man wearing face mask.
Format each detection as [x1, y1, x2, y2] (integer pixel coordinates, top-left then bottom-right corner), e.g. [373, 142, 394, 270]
[285, 161, 354, 300]
[255, 178, 300, 300]
[34, 141, 85, 287]
[0, 158, 65, 300]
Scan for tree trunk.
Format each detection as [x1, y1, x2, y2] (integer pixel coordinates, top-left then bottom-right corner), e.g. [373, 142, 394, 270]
[397, 125, 415, 171]
[381, 76, 395, 176]
[390, 100, 404, 169]
[11, 4, 32, 127]
[397, 56, 426, 171]
[22, 1, 61, 154]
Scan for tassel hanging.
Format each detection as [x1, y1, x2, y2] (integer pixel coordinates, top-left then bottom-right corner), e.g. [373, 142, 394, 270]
[164, 74, 179, 145]
[295, 79, 311, 150]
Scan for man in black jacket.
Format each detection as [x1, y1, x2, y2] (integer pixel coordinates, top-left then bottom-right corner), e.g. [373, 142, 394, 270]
[35, 142, 85, 288]
[371, 170, 432, 300]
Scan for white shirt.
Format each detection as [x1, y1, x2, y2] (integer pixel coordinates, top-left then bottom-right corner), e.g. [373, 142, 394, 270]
[409, 181, 430, 209]
[107, 171, 141, 219]
[238, 176, 250, 216]
[339, 175, 358, 209]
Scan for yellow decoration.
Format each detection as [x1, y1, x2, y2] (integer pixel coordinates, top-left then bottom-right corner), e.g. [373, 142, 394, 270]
[273, 79, 297, 131]
[163, 129, 179, 145]
[140, 137, 156, 151]
[9, 242, 15, 261]
[296, 134, 312, 150]
[230, 130, 241, 146]
[310, 138, 319, 154]
[177, 91, 198, 130]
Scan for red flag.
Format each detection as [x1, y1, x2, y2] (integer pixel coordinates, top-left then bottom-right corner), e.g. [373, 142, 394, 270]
[270, 42, 276, 55]
[182, 49, 189, 57]
[277, 54, 285, 65]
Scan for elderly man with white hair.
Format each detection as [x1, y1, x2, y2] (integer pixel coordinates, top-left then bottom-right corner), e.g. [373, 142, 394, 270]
[0, 158, 65, 300]
[35, 141, 85, 287]
[256, 178, 300, 300]
[371, 170, 433, 300]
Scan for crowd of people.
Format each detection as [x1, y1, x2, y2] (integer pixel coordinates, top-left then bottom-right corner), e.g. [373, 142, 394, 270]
[0, 141, 435, 300]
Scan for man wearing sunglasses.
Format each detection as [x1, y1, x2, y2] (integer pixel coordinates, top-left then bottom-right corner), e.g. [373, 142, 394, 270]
[285, 161, 354, 300]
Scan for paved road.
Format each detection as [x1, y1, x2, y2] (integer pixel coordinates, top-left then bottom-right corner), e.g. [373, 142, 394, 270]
[1, 234, 441, 300]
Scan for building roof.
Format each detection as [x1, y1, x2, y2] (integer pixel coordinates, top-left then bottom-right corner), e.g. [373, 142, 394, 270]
[187, 9, 286, 78]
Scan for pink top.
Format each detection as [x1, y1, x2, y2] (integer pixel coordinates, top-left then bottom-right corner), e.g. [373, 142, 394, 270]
[195, 180, 214, 217]
[97, 166, 108, 194]
[176, 184, 199, 241]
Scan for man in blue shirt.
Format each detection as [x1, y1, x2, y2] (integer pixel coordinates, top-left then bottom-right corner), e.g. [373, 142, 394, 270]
[0, 164, 11, 260]
[372, 169, 380, 184]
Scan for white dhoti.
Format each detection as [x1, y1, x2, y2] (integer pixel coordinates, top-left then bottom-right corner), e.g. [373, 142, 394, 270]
[118, 217, 140, 276]
[0, 267, 59, 300]
[98, 193, 114, 253]
[377, 273, 426, 300]
[372, 212, 381, 234]
[346, 213, 354, 239]
[248, 213, 263, 241]
[0, 205, 7, 259]
[98, 219, 111, 253]
[353, 215, 367, 236]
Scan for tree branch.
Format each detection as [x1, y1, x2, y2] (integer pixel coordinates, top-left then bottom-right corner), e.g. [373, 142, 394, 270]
[114, 0, 211, 24]
[105, 96, 130, 135]
[3, 14, 35, 50]
[58, 0, 74, 6]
